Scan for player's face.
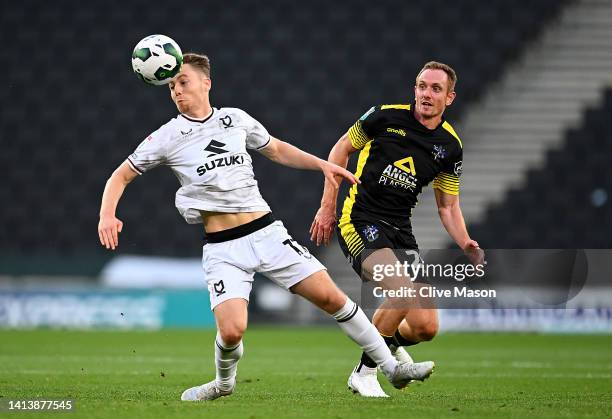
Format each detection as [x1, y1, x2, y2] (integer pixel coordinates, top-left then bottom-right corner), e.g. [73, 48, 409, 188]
[414, 69, 456, 120]
[169, 64, 211, 114]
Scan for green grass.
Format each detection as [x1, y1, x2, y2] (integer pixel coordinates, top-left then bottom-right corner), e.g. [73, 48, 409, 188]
[0, 328, 611, 418]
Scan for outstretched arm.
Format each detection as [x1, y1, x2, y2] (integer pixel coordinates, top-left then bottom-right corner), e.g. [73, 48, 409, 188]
[258, 136, 358, 188]
[434, 188, 484, 265]
[310, 132, 358, 246]
[98, 161, 138, 250]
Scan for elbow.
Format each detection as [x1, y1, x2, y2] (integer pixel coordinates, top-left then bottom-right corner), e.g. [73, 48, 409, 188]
[438, 207, 451, 220]
[438, 205, 455, 220]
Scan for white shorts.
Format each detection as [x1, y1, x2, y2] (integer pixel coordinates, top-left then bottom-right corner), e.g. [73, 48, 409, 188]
[202, 217, 326, 310]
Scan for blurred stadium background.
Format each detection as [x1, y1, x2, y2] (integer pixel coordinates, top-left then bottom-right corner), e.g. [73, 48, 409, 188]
[1, 0, 611, 332]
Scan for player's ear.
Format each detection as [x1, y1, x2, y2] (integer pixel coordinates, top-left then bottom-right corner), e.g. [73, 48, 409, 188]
[446, 90, 456, 106]
[203, 76, 212, 92]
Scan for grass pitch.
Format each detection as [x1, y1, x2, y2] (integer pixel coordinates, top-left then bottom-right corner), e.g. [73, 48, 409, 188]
[0, 328, 610, 418]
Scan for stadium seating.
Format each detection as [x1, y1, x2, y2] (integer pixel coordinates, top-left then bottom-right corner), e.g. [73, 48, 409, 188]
[469, 88, 612, 248]
[0, 0, 568, 261]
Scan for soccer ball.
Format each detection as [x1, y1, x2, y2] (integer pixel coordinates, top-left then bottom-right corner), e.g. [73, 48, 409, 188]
[131, 35, 183, 85]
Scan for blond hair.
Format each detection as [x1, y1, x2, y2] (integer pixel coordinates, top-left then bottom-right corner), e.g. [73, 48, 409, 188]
[183, 53, 211, 78]
[417, 61, 457, 92]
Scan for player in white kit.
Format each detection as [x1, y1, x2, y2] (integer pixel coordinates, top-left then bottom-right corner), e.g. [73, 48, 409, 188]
[98, 53, 434, 401]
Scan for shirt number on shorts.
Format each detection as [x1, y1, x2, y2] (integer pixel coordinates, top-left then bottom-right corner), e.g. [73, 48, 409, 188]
[283, 239, 312, 259]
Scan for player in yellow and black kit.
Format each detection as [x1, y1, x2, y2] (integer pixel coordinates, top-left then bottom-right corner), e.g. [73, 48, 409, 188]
[310, 61, 484, 397]
[336, 101, 463, 272]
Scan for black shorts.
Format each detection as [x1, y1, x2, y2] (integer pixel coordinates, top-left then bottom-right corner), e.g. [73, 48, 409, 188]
[337, 217, 419, 278]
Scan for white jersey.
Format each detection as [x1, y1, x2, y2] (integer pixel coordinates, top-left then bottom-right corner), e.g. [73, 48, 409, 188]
[127, 107, 272, 224]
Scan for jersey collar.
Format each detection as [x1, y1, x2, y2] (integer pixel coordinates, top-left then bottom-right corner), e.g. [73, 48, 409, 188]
[180, 108, 215, 123]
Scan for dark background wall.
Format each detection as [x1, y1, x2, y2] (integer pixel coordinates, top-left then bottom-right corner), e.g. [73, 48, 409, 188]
[470, 88, 612, 248]
[0, 0, 569, 264]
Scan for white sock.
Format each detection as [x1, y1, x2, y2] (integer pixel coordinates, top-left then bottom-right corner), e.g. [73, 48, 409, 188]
[332, 298, 398, 377]
[214, 332, 243, 392]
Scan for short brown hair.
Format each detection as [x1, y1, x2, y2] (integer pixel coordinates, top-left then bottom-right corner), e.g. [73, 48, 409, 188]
[417, 61, 457, 92]
[183, 53, 211, 78]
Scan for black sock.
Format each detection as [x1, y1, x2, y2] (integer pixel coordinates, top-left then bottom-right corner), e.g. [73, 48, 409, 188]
[381, 333, 400, 348]
[394, 330, 418, 346]
[357, 352, 378, 371]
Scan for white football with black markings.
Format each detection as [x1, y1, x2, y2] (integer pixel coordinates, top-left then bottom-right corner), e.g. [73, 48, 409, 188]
[131, 34, 183, 86]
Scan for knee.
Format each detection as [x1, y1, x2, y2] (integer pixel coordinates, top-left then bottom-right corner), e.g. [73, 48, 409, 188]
[218, 324, 246, 346]
[318, 290, 347, 315]
[414, 322, 438, 342]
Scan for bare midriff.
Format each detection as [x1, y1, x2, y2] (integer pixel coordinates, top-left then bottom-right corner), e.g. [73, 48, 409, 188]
[201, 211, 270, 233]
